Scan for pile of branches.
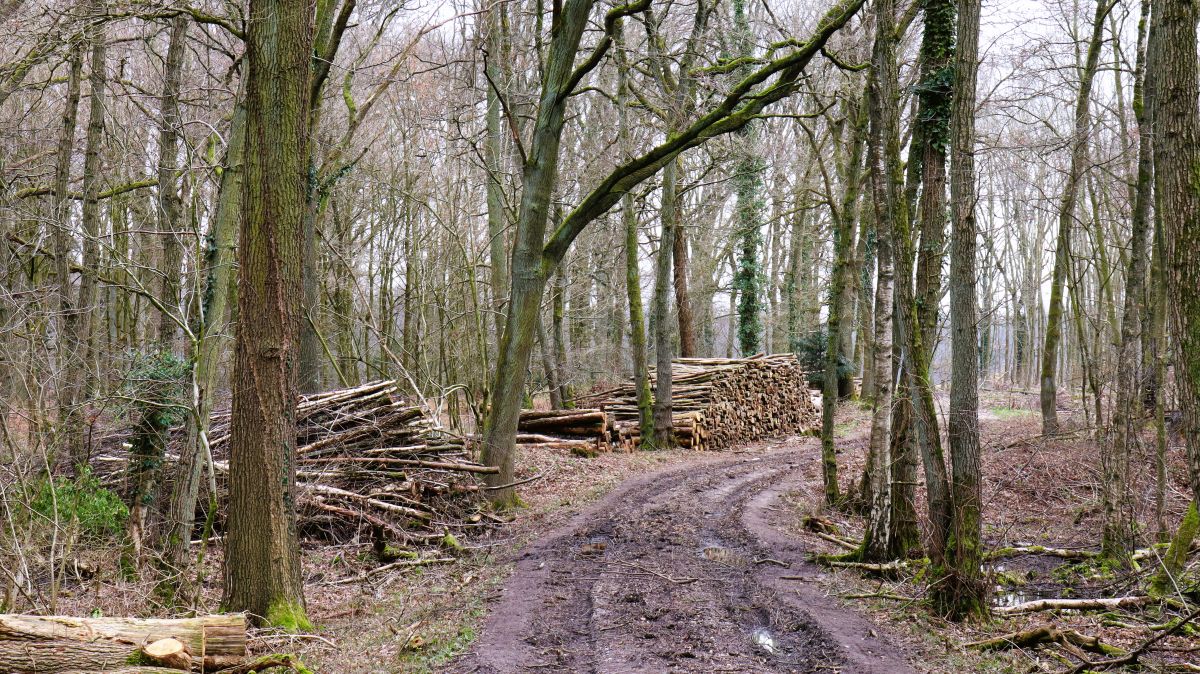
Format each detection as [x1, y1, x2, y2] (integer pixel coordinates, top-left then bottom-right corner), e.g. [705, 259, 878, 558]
[514, 408, 616, 456]
[583, 354, 820, 450]
[200, 381, 490, 546]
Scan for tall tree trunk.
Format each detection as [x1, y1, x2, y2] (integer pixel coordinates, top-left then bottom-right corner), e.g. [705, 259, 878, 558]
[1149, 0, 1200, 592]
[937, 0, 988, 620]
[52, 44, 84, 468]
[155, 16, 187, 350]
[652, 158, 679, 449]
[223, 0, 314, 628]
[537, 313, 563, 408]
[616, 20, 655, 446]
[479, 0, 596, 505]
[551, 266, 572, 408]
[163, 89, 244, 573]
[901, 0, 955, 566]
[1101, 0, 1151, 560]
[860, 0, 900, 562]
[484, 0, 509, 343]
[819, 97, 865, 504]
[732, 0, 763, 356]
[60, 7, 107, 472]
[1040, 0, 1112, 435]
[674, 222, 696, 357]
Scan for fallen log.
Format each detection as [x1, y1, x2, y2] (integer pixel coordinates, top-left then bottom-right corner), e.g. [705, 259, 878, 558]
[993, 595, 1152, 616]
[0, 613, 245, 673]
[986, 545, 1099, 560]
[966, 625, 1126, 656]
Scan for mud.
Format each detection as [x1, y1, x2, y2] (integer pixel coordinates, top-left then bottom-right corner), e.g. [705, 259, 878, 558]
[450, 441, 914, 673]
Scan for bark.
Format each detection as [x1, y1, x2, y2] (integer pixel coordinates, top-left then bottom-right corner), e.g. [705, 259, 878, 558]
[938, 0, 987, 620]
[731, 0, 763, 357]
[155, 16, 187, 350]
[484, 0, 509, 342]
[860, 0, 900, 562]
[673, 221, 696, 357]
[906, 0, 954, 563]
[52, 44, 84, 467]
[537, 314, 563, 408]
[652, 158, 679, 449]
[819, 95, 865, 505]
[224, 0, 314, 627]
[1101, 0, 1152, 561]
[1040, 0, 1113, 435]
[1151, 0, 1200, 581]
[615, 21, 655, 447]
[0, 614, 245, 673]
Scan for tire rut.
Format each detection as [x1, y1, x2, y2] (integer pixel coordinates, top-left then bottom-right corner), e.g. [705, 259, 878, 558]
[452, 441, 914, 673]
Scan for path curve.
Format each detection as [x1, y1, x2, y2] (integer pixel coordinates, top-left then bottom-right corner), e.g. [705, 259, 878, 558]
[451, 440, 914, 673]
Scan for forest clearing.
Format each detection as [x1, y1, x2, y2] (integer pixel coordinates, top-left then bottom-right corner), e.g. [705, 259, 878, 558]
[4, 0, 1200, 671]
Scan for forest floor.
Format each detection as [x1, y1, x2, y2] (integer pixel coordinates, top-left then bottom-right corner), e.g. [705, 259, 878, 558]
[48, 389, 1191, 672]
[274, 386, 1197, 672]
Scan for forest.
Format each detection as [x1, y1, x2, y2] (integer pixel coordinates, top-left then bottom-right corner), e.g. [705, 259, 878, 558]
[1, 0, 1200, 671]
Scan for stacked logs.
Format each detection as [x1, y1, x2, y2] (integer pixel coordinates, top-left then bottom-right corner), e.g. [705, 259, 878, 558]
[514, 409, 615, 456]
[584, 354, 819, 451]
[200, 381, 490, 545]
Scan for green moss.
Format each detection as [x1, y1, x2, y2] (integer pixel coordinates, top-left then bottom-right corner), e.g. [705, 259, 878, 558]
[1151, 500, 1200, 596]
[267, 599, 314, 632]
[441, 533, 462, 551]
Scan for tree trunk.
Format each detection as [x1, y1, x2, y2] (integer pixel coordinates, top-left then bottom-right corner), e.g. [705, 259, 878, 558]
[819, 94, 864, 504]
[479, 0, 596, 505]
[674, 220, 697, 357]
[907, 0, 955, 565]
[732, 0, 763, 356]
[860, 0, 900, 561]
[937, 0, 988, 620]
[51, 44, 83, 468]
[1040, 0, 1111, 436]
[223, 0, 314, 628]
[652, 158, 679, 449]
[1101, 0, 1151, 558]
[1150, 0, 1200, 584]
[615, 21, 655, 447]
[163, 91, 245, 572]
[155, 15, 187, 350]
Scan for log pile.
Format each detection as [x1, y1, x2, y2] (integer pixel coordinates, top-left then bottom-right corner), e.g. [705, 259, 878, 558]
[153, 381, 488, 546]
[514, 409, 616, 456]
[583, 354, 819, 451]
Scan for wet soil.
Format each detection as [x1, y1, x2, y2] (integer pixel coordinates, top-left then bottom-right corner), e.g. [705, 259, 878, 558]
[450, 440, 914, 673]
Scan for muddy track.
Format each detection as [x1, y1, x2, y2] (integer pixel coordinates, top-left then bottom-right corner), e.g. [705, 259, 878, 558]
[451, 440, 914, 674]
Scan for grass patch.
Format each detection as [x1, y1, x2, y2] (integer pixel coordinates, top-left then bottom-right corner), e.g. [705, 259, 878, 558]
[990, 406, 1033, 420]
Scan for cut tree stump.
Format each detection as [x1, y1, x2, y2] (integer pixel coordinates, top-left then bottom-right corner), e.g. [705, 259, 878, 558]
[0, 613, 245, 673]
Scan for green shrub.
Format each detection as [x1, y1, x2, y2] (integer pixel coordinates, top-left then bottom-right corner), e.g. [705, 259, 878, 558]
[791, 328, 855, 388]
[31, 468, 128, 540]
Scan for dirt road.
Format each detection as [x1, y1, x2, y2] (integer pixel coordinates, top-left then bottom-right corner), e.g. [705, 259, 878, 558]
[450, 440, 914, 673]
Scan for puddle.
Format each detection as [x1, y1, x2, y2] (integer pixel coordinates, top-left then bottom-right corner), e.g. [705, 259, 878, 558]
[751, 627, 776, 654]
